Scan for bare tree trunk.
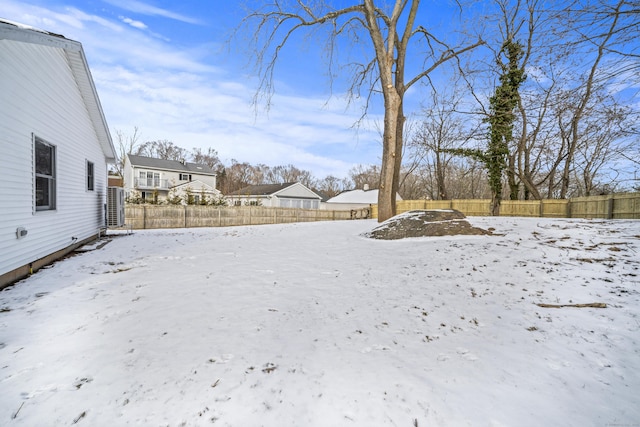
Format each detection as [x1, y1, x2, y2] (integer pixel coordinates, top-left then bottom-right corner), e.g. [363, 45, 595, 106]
[393, 101, 405, 211]
[507, 154, 519, 199]
[436, 150, 448, 200]
[364, 0, 405, 222]
[115, 126, 141, 177]
[378, 93, 403, 221]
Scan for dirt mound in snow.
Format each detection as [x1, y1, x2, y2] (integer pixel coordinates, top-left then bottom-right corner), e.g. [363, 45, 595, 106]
[364, 209, 492, 240]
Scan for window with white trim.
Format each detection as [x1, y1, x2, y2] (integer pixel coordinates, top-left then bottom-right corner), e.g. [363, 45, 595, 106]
[34, 137, 56, 211]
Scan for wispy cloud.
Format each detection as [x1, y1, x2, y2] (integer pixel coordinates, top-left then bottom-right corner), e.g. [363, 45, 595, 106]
[3, 0, 381, 177]
[119, 16, 147, 30]
[102, 0, 202, 25]
[93, 65, 380, 176]
[2, 2, 121, 34]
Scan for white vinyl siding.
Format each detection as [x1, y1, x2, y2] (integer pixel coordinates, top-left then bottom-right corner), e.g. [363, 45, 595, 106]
[278, 198, 320, 209]
[0, 39, 109, 277]
[274, 183, 322, 209]
[276, 183, 322, 199]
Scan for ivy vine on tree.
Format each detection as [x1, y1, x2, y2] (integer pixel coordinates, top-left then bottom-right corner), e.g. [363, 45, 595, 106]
[447, 38, 525, 215]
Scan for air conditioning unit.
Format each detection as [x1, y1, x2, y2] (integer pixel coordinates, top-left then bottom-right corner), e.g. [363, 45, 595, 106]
[107, 187, 125, 227]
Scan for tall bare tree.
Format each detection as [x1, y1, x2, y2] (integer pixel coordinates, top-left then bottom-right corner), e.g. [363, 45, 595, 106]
[113, 126, 141, 177]
[555, 0, 628, 198]
[238, 0, 484, 221]
[571, 95, 638, 196]
[561, 0, 639, 197]
[409, 88, 477, 200]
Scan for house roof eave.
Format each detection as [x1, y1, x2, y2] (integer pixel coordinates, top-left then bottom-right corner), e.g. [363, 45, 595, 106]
[0, 19, 116, 162]
[272, 182, 322, 199]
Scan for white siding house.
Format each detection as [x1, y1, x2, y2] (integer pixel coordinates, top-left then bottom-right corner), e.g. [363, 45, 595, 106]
[323, 186, 403, 210]
[123, 154, 220, 204]
[0, 20, 116, 288]
[227, 183, 323, 208]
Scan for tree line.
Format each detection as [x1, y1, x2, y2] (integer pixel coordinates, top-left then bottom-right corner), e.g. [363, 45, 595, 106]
[235, 0, 639, 220]
[114, 107, 636, 202]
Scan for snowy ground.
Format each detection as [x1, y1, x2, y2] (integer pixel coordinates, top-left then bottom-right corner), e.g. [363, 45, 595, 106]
[1, 217, 639, 426]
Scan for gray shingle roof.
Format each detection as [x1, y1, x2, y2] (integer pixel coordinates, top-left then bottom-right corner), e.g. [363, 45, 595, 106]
[228, 182, 297, 196]
[127, 154, 215, 175]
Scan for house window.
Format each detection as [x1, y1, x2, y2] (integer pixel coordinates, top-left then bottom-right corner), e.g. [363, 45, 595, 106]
[141, 191, 157, 203]
[87, 161, 94, 191]
[139, 171, 160, 187]
[34, 137, 56, 211]
[180, 173, 192, 181]
[234, 200, 242, 206]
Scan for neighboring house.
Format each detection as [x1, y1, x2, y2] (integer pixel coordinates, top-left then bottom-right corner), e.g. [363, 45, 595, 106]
[123, 154, 220, 204]
[323, 185, 403, 210]
[227, 182, 322, 209]
[0, 19, 116, 288]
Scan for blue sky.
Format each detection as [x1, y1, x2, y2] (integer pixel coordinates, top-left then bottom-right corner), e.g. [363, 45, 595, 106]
[4, 0, 408, 178]
[4, 1, 639, 185]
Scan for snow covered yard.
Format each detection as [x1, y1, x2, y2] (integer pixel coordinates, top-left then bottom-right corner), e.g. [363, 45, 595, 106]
[1, 217, 639, 426]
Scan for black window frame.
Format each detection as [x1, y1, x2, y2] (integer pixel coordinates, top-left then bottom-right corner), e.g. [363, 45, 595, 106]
[87, 160, 95, 191]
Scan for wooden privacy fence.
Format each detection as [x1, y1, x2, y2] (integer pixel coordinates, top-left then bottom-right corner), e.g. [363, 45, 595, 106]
[371, 192, 640, 219]
[125, 193, 638, 229]
[125, 205, 367, 229]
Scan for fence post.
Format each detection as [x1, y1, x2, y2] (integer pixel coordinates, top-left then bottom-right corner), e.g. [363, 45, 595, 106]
[607, 194, 614, 219]
[143, 205, 147, 229]
[540, 200, 544, 218]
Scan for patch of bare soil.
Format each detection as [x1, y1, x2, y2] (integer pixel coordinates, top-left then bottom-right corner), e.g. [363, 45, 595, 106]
[364, 209, 492, 240]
